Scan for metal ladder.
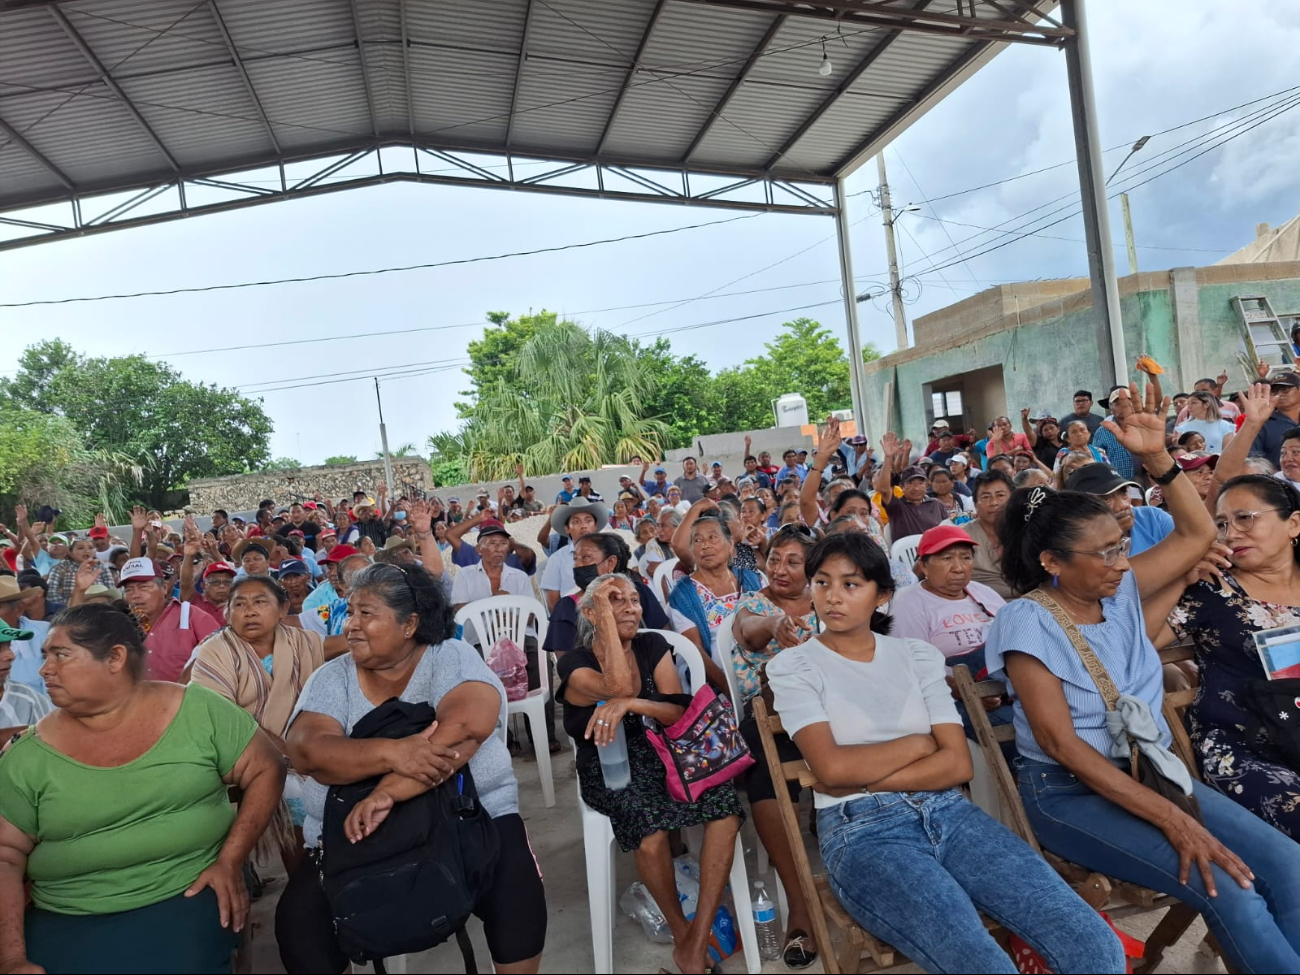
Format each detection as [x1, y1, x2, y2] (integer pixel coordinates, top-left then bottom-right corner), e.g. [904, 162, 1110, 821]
[1233, 294, 1294, 379]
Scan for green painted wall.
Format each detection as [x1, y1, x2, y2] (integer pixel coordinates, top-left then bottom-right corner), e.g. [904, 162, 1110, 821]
[865, 273, 1300, 445]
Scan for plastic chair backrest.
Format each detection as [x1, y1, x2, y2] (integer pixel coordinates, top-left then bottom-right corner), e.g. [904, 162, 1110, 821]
[652, 557, 680, 604]
[890, 533, 923, 571]
[710, 614, 744, 707]
[453, 594, 550, 655]
[640, 627, 706, 697]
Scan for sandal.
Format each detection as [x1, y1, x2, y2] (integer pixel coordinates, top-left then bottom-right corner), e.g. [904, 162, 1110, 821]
[783, 930, 818, 969]
[548, 739, 563, 755]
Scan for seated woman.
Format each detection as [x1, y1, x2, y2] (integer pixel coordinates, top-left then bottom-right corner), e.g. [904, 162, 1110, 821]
[278, 563, 545, 975]
[544, 531, 668, 658]
[667, 504, 763, 690]
[1162, 473, 1300, 837]
[890, 525, 1009, 739]
[768, 533, 1124, 974]
[192, 575, 331, 867]
[986, 384, 1300, 973]
[0, 604, 283, 974]
[630, 518, 658, 580]
[928, 466, 974, 525]
[731, 525, 820, 968]
[558, 575, 741, 975]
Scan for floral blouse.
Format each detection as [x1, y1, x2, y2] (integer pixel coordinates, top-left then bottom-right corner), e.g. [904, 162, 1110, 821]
[731, 591, 815, 704]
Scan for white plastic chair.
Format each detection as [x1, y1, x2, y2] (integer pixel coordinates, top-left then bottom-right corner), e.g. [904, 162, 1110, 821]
[652, 556, 680, 606]
[889, 532, 924, 571]
[454, 595, 555, 808]
[576, 628, 762, 975]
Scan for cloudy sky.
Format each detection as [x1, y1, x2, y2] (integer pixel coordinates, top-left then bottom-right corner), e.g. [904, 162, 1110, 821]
[3, 0, 1299, 466]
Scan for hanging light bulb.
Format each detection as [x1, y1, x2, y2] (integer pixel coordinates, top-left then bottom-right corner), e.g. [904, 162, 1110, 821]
[818, 37, 833, 77]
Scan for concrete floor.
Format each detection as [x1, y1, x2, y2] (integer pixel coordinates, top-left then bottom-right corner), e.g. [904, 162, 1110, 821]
[245, 750, 1226, 974]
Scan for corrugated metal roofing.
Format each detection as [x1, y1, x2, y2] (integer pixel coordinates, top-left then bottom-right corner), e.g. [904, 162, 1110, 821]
[0, 0, 1062, 214]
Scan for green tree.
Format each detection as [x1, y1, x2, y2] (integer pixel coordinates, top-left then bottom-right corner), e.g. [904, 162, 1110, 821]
[456, 310, 557, 415]
[429, 457, 468, 488]
[378, 443, 417, 458]
[262, 457, 301, 472]
[431, 321, 667, 481]
[632, 339, 716, 449]
[0, 341, 273, 509]
[324, 455, 358, 466]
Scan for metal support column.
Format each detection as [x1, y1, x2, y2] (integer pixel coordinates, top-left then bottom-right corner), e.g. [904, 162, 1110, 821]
[374, 378, 396, 494]
[1066, 3, 1128, 392]
[1062, 0, 1126, 390]
[835, 178, 872, 445]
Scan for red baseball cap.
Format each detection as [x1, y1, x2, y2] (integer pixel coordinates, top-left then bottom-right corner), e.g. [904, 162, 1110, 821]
[323, 544, 360, 563]
[88, 526, 109, 539]
[202, 561, 237, 580]
[917, 525, 978, 559]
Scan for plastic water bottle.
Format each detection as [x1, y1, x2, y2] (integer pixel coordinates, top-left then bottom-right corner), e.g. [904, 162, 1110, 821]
[595, 702, 630, 790]
[752, 881, 781, 961]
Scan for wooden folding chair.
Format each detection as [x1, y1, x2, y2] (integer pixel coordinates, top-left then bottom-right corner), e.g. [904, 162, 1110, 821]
[1159, 643, 1202, 781]
[951, 665, 1201, 974]
[751, 697, 904, 973]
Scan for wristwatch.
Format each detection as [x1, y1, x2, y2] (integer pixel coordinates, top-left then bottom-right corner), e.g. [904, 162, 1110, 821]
[1149, 464, 1181, 486]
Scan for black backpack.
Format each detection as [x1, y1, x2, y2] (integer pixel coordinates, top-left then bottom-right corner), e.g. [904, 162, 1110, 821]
[321, 698, 500, 972]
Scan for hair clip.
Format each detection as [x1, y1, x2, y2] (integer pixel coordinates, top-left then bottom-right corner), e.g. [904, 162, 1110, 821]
[1023, 486, 1047, 522]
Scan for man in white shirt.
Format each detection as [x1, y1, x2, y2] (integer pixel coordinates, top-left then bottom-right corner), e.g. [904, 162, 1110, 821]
[450, 519, 533, 611]
[540, 497, 606, 611]
[88, 525, 114, 562]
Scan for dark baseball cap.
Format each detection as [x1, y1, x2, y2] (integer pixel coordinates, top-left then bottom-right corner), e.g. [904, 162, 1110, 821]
[1271, 372, 1300, 389]
[1066, 463, 1138, 496]
[476, 518, 510, 540]
[900, 465, 928, 483]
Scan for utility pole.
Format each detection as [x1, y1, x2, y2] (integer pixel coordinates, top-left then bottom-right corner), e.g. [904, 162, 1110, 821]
[374, 378, 396, 495]
[1120, 193, 1139, 275]
[877, 154, 908, 350]
[835, 177, 871, 445]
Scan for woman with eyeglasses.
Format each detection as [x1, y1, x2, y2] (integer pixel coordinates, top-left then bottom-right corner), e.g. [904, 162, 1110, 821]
[1159, 474, 1300, 839]
[985, 383, 1300, 973]
[1175, 391, 1237, 454]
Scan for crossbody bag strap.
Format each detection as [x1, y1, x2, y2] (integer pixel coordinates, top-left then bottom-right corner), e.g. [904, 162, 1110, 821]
[1023, 588, 1121, 711]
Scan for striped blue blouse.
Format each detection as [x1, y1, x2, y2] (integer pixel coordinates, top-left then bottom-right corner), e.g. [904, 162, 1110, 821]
[983, 571, 1170, 764]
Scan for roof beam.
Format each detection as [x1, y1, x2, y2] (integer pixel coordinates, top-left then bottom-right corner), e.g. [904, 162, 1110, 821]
[681, 14, 785, 162]
[348, 0, 381, 141]
[207, 0, 281, 155]
[398, 0, 415, 138]
[673, 0, 1070, 46]
[505, 0, 537, 147]
[1005, 0, 1064, 29]
[0, 114, 76, 191]
[594, 0, 666, 156]
[49, 6, 182, 171]
[762, 0, 932, 172]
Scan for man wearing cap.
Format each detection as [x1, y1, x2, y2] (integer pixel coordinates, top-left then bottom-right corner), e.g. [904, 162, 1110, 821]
[1090, 385, 1140, 481]
[0, 620, 54, 738]
[234, 537, 274, 578]
[640, 460, 671, 497]
[674, 457, 709, 503]
[1066, 463, 1173, 556]
[575, 475, 604, 503]
[351, 497, 388, 548]
[301, 544, 358, 620]
[617, 473, 645, 506]
[184, 559, 236, 626]
[1250, 372, 1300, 467]
[277, 558, 315, 621]
[555, 476, 576, 505]
[875, 433, 947, 538]
[378, 535, 418, 566]
[88, 523, 114, 562]
[446, 509, 537, 575]
[1175, 451, 1219, 504]
[1062, 389, 1103, 436]
[928, 430, 960, 468]
[119, 557, 221, 682]
[540, 496, 607, 611]
[0, 576, 50, 693]
[302, 550, 371, 638]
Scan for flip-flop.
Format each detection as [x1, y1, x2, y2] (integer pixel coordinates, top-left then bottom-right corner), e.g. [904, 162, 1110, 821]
[783, 930, 818, 969]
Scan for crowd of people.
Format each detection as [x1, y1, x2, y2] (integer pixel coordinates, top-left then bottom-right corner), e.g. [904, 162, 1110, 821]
[6, 359, 1300, 972]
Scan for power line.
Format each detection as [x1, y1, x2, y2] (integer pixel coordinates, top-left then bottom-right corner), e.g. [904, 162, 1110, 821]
[0, 212, 763, 310]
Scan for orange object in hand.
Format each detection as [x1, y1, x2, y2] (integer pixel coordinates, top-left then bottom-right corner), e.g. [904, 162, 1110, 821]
[1136, 355, 1165, 375]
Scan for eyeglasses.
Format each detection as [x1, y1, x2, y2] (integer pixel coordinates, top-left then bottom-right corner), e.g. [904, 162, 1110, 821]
[1057, 536, 1131, 566]
[773, 523, 816, 540]
[1214, 508, 1283, 536]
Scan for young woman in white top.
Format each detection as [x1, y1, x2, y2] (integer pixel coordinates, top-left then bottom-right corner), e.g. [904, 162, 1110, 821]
[767, 533, 1123, 974]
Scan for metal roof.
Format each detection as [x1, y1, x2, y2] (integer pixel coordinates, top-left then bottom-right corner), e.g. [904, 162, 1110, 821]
[0, 0, 1067, 246]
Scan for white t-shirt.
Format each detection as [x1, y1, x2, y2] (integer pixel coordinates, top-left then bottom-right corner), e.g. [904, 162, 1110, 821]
[451, 562, 535, 644]
[1174, 417, 1236, 454]
[766, 634, 960, 807]
[94, 547, 113, 562]
[540, 543, 576, 596]
[889, 581, 1006, 667]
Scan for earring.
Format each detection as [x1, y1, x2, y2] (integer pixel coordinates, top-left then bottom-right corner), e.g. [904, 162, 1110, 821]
[1052, 574, 1060, 588]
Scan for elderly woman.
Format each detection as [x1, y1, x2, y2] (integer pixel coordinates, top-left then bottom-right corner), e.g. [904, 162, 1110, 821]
[768, 534, 1124, 974]
[928, 466, 974, 525]
[558, 575, 741, 975]
[278, 563, 545, 974]
[986, 384, 1300, 973]
[667, 504, 763, 689]
[1054, 419, 1108, 472]
[1161, 474, 1300, 838]
[0, 604, 283, 973]
[43, 537, 115, 607]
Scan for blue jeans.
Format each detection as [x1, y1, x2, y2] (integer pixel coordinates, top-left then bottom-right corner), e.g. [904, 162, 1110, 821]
[817, 788, 1125, 974]
[1020, 759, 1300, 974]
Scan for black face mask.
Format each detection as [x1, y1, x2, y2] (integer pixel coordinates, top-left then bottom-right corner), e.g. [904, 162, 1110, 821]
[572, 562, 602, 591]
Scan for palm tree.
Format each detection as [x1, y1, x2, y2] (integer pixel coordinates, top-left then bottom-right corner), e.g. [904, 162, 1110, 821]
[376, 443, 417, 459]
[429, 322, 667, 481]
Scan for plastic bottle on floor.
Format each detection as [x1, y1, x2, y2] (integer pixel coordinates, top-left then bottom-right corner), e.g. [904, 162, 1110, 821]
[752, 881, 781, 961]
[595, 702, 630, 790]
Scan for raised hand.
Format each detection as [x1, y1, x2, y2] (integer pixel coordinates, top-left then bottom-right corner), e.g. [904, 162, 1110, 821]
[74, 558, 99, 591]
[408, 498, 433, 534]
[900, 438, 914, 461]
[94, 512, 107, 529]
[1020, 407, 1030, 421]
[880, 431, 900, 458]
[817, 415, 842, 459]
[13, 504, 27, 529]
[1101, 382, 1170, 460]
[131, 506, 148, 531]
[377, 482, 388, 499]
[515, 462, 525, 477]
[1216, 370, 1229, 390]
[183, 536, 202, 558]
[1240, 382, 1273, 426]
